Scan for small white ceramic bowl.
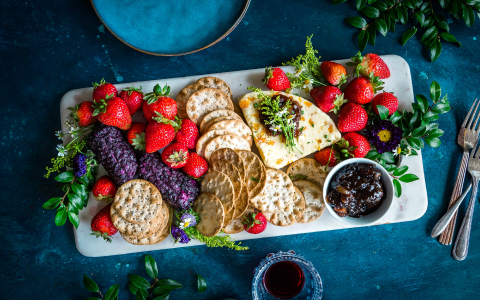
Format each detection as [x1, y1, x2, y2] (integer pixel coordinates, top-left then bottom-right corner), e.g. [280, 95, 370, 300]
[323, 158, 394, 226]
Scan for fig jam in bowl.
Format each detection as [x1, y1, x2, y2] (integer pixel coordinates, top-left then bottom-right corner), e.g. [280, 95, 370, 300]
[323, 158, 394, 226]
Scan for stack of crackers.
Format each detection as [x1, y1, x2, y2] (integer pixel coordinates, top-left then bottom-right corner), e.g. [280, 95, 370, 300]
[110, 179, 172, 245]
[176, 76, 252, 161]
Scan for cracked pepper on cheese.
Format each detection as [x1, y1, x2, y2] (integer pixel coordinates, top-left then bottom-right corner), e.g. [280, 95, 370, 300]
[239, 91, 341, 169]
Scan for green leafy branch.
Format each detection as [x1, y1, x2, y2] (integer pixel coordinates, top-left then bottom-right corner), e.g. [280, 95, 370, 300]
[335, 0, 480, 61]
[183, 226, 249, 251]
[83, 255, 207, 300]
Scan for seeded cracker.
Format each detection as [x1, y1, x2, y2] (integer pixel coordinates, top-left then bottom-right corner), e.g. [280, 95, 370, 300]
[193, 76, 233, 100]
[211, 159, 242, 202]
[286, 158, 328, 189]
[193, 193, 225, 237]
[200, 110, 242, 133]
[204, 135, 250, 161]
[251, 168, 294, 213]
[196, 129, 239, 158]
[263, 186, 305, 226]
[294, 180, 325, 223]
[236, 150, 266, 198]
[186, 88, 234, 125]
[111, 205, 163, 238]
[202, 116, 242, 134]
[209, 148, 246, 181]
[175, 82, 208, 119]
[207, 119, 253, 146]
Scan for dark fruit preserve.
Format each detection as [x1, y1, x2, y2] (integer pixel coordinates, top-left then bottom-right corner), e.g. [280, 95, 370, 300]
[263, 261, 306, 299]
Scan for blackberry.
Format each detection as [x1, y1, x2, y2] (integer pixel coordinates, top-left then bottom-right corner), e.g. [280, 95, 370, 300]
[88, 124, 138, 186]
[138, 152, 199, 210]
[73, 153, 87, 177]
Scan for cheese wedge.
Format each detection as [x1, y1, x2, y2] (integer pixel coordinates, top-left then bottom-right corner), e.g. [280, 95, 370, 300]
[239, 91, 341, 169]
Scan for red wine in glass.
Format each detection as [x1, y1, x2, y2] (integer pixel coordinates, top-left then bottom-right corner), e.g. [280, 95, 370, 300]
[263, 261, 306, 299]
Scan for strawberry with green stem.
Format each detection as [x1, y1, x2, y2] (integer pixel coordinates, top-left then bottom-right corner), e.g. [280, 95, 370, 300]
[92, 96, 132, 130]
[119, 86, 144, 115]
[143, 84, 177, 122]
[127, 122, 147, 151]
[92, 78, 117, 102]
[145, 112, 181, 153]
[242, 212, 267, 234]
[68, 101, 99, 127]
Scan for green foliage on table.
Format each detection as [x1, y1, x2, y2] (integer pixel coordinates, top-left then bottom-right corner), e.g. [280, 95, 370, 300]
[332, 0, 478, 61]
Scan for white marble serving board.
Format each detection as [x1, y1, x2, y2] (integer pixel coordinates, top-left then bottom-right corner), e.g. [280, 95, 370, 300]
[60, 55, 428, 257]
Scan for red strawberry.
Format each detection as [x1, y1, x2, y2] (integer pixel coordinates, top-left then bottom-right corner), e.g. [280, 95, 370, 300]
[310, 86, 347, 113]
[372, 92, 398, 115]
[70, 101, 98, 127]
[92, 176, 117, 202]
[263, 67, 291, 91]
[145, 115, 180, 153]
[143, 84, 177, 122]
[314, 147, 339, 167]
[343, 77, 375, 105]
[321, 61, 347, 86]
[119, 86, 144, 116]
[351, 52, 391, 79]
[92, 79, 117, 102]
[127, 122, 147, 151]
[182, 152, 208, 178]
[92, 96, 132, 130]
[242, 212, 267, 234]
[90, 203, 117, 242]
[342, 132, 370, 158]
[337, 103, 368, 132]
[161, 142, 189, 169]
[174, 119, 199, 149]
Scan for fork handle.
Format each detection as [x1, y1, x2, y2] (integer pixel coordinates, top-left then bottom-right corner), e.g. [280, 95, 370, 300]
[439, 149, 470, 245]
[452, 179, 478, 260]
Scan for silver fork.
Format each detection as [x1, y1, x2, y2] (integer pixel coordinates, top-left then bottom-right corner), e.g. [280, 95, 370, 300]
[452, 137, 480, 260]
[439, 99, 480, 245]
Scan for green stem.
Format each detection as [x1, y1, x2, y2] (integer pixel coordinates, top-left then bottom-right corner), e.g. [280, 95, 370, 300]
[148, 278, 158, 299]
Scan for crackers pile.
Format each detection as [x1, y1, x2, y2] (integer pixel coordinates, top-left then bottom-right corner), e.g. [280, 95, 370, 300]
[110, 179, 172, 245]
[177, 77, 252, 161]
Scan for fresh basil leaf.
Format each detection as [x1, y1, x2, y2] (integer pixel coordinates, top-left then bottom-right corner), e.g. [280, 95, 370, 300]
[357, 0, 367, 10]
[55, 171, 73, 183]
[68, 193, 83, 210]
[358, 29, 369, 52]
[413, 11, 425, 26]
[430, 81, 441, 103]
[432, 103, 451, 114]
[55, 208, 67, 226]
[401, 27, 417, 45]
[373, 1, 388, 11]
[128, 274, 151, 290]
[428, 128, 444, 138]
[156, 279, 183, 290]
[361, 6, 380, 18]
[367, 25, 377, 45]
[463, 5, 475, 27]
[376, 105, 390, 120]
[431, 40, 442, 62]
[43, 197, 62, 209]
[423, 111, 439, 122]
[415, 95, 429, 113]
[375, 19, 388, 36]
[346, 17, 367, 28]
[83, 274, 100, 292]
[197, 274, 207, 293]
[393, 179, 402, 198]
[399, 174, 420, 183]
[68, 212, 80, 229]
[390, 111, 402, 123]
[105, 284, 120, 300]
[425, 136, 441, 147]
[145, 254, 158, 279]
[441, 33, 462, 47]
[393, 165, 409, 176]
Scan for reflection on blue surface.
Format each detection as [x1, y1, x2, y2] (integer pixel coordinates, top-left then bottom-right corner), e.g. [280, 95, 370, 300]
[92, 0, 247, 54]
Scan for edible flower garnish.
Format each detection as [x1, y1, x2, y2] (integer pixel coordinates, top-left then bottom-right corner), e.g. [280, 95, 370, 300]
[366, 119, 403, 154]
[179, 213, 197, 229]
[171, 226, 190, 244]
[248, 86, 300, 154]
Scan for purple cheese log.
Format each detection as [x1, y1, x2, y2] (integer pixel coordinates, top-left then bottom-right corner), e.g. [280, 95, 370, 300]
[138, 152, 199, 210]
[88, 124, 138, 186]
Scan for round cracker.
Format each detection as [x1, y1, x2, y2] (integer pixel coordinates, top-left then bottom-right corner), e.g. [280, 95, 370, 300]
[293, 186, 306, 223]
[251, 168, 294, 213]
[194, 76, 233, 100]
[202, 116, 241, 134]
[294, 180, 325, 223]
[223, 217, 244, 234]
[111, 206, 163, 238]
[286, 158, 328, 189]
[207, 119, 253, 146]
[223, 200, 236, 228]
[210, 148, 246, 181]
[199, 110, 242, 133]
[186, 88, 234, 125]
[211, 159, 242, 202]
[236, 150, 266, 199]
[263, 186, 305, 226]
[204, 135, 250, 161]
[122, 203, 172, 245]
[233, 183, 249, 219]
[196, 129, 238, 158]
[112, 179, 163, 225]
[201, 171, 235, 213]
[193, 193, 225, 237]
[175, 83, 208, 119]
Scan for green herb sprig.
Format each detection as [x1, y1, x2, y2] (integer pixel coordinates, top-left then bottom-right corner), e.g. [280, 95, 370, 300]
[183, 226, 249, 250]
[334, 0, 477, 61]
[248, 87, 301, 154]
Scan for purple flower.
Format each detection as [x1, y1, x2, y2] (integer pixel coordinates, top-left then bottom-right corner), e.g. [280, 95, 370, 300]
[171, 226, 190, 244]
[73, 153, 87, 177]
[366, 119, 404, 154]
[179, 213, 197, 229]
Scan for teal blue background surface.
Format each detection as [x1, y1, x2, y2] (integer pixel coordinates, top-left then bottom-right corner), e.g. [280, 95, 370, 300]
[1, 0, 480, 299]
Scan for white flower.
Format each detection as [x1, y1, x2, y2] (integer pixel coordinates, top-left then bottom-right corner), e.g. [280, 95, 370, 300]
[179, 215, 196, 229]
[302, 79, 313, 93]
[294, 68, 305, 78]
[55, 130, 63, 140]
[56, 144, 68, 157]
